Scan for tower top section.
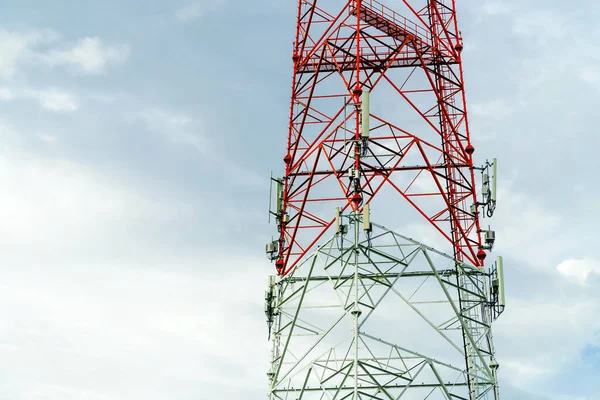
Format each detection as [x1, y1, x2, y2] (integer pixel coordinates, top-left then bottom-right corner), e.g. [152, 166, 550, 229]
[268, 0, 498, 276]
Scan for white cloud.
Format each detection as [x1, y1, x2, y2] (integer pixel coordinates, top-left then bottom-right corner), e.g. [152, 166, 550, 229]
[38, 133, 57, 144]
[176, 2, 204, 22]
[557, 258, 600, 286]
[136, 108, 205, 151]
[471, 98, 514, 119]
[0, 29, 128, 80]
[43, 37, 130, 74]
[139, 108, 191, 130]
[0, 127, 272, 398]
[34, 89, 78, 111]
[0, 87, 14, 100]
[0, 29, 57, 80]
[483, 1, 511, 16]
[132, 107, 265, 189]
[0, 32, 30, 80]
[0, 156, 152, 251]
[580, 67, 600, 84]
[0, 128, 263, 389]
[0, 255, 270, 399]
[0, 87, 78, 112]
[0, 132, 268, 394]
[493, 187, 562, 269]
[501, 360, 551, 384]
[496, 298, 600, 387]
[175, 0, 225, 23]
[0, 129, 207, 262]
[513, 11, 570, 45]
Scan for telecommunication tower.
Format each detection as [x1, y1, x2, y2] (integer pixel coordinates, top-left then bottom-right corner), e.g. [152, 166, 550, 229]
[265, 1, 505, 399]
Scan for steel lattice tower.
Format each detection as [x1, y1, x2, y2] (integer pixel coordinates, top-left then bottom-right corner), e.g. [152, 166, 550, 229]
[264, 1, 505, 399]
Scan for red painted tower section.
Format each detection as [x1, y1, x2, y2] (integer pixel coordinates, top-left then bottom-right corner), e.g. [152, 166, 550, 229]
[273, 0, 485, 276]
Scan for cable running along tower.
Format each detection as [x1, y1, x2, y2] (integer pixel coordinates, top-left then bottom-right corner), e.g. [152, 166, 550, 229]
[265, 1, 505, 399]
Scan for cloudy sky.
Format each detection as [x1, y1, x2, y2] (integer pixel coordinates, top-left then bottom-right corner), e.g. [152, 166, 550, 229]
[0, 0, 598, 399]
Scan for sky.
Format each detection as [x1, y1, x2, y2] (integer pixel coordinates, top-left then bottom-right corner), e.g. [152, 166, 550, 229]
[0, 0, 598, 399]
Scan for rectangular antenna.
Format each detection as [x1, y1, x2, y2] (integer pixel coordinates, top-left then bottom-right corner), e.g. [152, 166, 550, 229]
[276, 179, 283, 212]
[268, 171, 273, 223]
[497, 255, 505, 307]
[361, 91, 370, 138]
[492, 158, 498, 202]
[363, 203, 371, 231]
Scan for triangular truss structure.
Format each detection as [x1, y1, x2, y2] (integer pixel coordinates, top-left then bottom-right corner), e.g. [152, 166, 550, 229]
[267, 216, 501, 399]
[265, 1, 505, 399]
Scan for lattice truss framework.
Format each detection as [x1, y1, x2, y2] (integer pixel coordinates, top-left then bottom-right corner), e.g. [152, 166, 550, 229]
[267, 219, 501, 400]
[266, 1, 504, 399]
[274, 0, 487, 276]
